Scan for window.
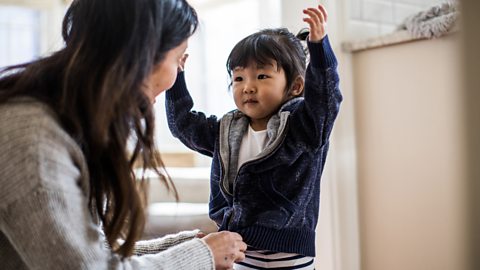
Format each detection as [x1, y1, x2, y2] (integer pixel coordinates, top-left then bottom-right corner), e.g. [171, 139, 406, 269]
[0, 1, 66, 69]
[0, 6, 40, 68]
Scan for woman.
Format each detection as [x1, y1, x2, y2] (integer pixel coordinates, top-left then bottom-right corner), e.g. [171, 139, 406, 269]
[0, 0, 246, 269]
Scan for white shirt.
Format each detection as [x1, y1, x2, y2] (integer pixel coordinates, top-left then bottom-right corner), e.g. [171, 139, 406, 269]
[237, 125, 268, 170]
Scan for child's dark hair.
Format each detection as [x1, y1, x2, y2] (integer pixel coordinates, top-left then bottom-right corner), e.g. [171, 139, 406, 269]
[226, 28, 307, 94]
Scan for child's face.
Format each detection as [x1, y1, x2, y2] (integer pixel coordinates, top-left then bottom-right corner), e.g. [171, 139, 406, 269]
[232, 61, 288, 131]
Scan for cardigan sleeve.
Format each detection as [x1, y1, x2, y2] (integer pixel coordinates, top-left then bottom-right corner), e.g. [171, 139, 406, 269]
[290, 35, 343, 147]
[165, 72, 220, 157]
[0, 101, 215, 270]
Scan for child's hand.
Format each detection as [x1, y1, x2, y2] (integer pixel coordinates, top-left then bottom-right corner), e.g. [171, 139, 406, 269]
[302, 4, 328, 42]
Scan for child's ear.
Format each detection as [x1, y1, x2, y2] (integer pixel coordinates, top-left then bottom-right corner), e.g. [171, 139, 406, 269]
[290, 76, 305, 97]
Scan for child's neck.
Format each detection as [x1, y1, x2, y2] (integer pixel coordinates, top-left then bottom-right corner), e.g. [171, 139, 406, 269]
[249, 121, 267, 131]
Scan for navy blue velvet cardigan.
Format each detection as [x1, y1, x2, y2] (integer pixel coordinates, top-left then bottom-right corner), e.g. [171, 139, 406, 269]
[165, 36, 342, 256]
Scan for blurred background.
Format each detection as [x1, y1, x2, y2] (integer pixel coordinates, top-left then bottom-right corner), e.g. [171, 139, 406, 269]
[1, 0, 479, 269]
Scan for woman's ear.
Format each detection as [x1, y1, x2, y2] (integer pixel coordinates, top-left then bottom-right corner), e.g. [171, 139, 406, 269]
[290, 76, 305, 97]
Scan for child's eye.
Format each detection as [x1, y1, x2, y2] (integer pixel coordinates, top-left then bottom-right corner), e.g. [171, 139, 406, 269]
[234, 76, 243, 82]
[258, 74, 268, 79]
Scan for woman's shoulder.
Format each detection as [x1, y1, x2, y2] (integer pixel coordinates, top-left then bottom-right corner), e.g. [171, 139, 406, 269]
[0, 97, 58, 127]
[0, 97, 70, 148]
[0, 97, 88, 207]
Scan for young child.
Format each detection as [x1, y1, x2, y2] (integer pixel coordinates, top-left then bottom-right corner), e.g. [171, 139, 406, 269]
[166, 5, 341, 269]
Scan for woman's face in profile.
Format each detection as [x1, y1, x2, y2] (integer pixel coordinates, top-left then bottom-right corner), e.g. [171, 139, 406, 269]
[144, 40, 188, 103]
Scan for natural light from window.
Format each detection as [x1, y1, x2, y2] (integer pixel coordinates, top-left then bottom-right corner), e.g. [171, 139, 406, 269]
[0, 6, 40, 68]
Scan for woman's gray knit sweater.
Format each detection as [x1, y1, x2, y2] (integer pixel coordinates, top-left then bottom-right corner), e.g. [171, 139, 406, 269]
[0, 98, 214, 269]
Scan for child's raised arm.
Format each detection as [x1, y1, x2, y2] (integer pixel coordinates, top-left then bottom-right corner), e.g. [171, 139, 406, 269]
[302, 4, 328, 42]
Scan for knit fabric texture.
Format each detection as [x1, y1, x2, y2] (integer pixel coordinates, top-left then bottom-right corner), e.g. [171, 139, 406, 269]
[0, 98, 214, 270]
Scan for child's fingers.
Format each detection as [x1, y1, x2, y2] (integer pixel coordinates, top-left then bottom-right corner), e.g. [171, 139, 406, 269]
[302, 9, 314, 26]
[306, 7, 325, 23]
[318, 4, 328, 23]
[302, 5, 328, 42]
[303, 8, 321, 26]
[302, 17, 315, 30]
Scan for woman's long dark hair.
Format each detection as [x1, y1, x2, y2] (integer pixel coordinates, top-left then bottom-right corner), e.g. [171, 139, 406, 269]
[0, 0, 198, 257]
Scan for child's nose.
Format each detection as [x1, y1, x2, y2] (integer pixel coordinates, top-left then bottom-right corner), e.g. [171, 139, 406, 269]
[243, 81, 256, 93]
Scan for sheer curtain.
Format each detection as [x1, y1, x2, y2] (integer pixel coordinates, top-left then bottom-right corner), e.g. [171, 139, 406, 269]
[0, 6, 40, 68]
[0, 1, 66, 69]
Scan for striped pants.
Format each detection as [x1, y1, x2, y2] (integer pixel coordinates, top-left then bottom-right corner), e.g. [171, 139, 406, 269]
[234, 249, 315, 270]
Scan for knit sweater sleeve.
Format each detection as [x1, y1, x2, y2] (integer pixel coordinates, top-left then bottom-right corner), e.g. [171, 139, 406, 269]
[165, 72, 219, 157]
[133, 230, 199, 255]
[292, 35, 343, 147]
[0, 101, 214, 270]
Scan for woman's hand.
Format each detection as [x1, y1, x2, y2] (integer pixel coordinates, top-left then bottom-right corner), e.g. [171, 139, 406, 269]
[302, 4, 328, 42]
[202, 231, 247, 270]
[195, 231, 206, 238]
